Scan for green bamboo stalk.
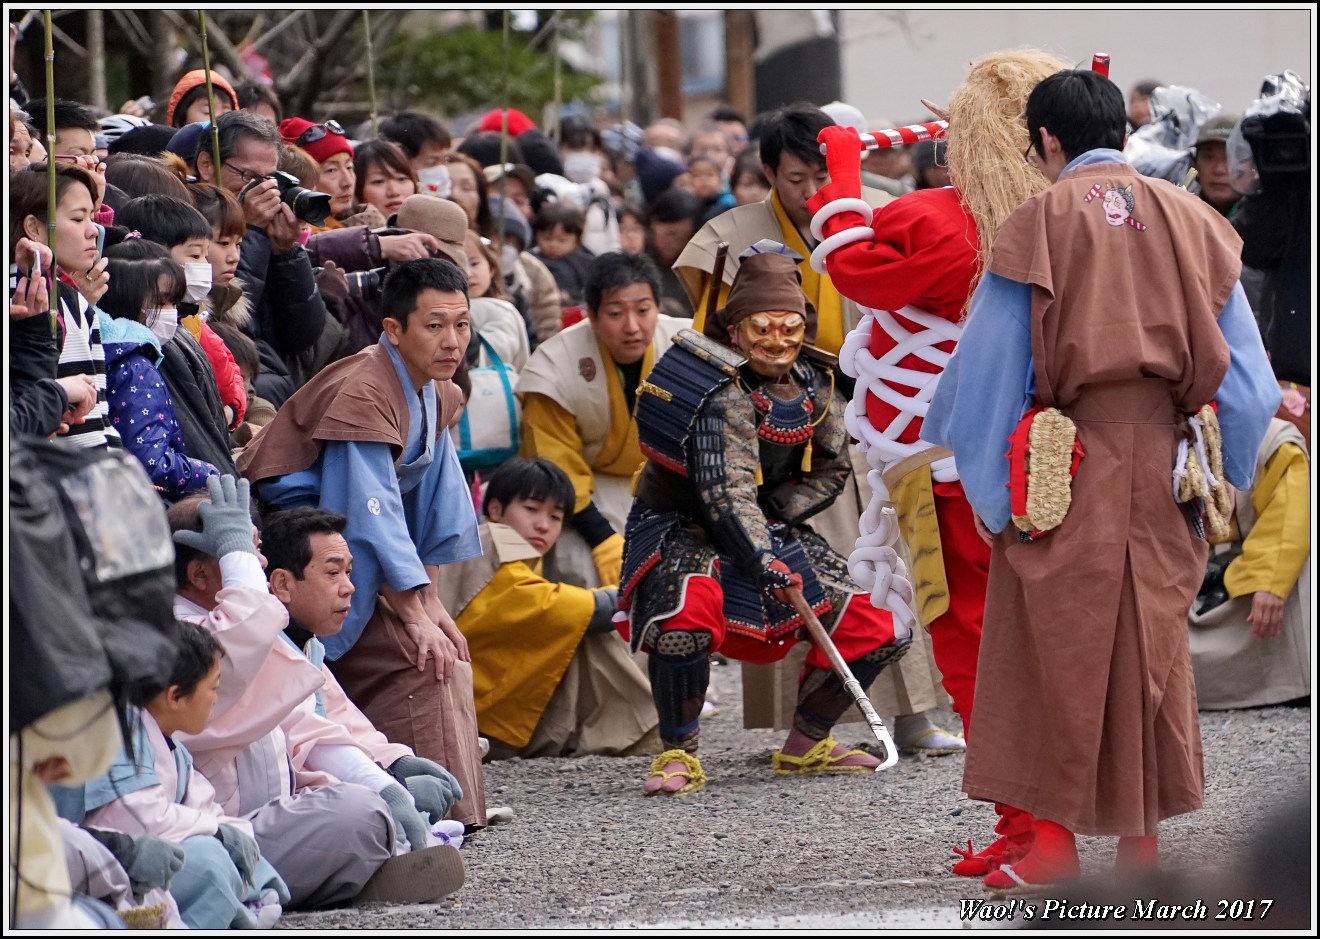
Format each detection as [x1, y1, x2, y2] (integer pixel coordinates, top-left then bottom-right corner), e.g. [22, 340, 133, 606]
[198, 11, 224, 184]
[363, 12, 379, 137]
[43, 11, 56, 263]
[496, 9, 510, 251]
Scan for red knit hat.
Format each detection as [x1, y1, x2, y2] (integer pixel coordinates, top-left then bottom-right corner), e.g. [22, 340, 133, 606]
[278, 117, 355, 166]
[166, 70, 238, 127]
[476, 108, 536, 136]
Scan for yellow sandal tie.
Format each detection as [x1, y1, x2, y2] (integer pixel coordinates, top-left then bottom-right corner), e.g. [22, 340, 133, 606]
[772, 735, 876, 776]
[645, 749, 707, 796]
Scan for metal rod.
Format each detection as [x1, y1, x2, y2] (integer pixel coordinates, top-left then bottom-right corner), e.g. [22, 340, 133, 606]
[198, 10, 224, 184]
[363, 11, 379, 137]
[786, 587, 899, 770]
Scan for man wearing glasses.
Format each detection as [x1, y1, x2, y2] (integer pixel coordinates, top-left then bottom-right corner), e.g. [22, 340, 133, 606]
[192, 110, 328, 407]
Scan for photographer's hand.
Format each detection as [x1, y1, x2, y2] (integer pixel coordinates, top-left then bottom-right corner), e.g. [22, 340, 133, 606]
[266, 203, 301, 254]
[239, 178, 283, 229]
[378, 232, 441, 263]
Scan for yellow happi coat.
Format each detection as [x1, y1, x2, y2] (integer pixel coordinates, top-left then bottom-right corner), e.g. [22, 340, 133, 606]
[516, 315, 690, 587]
[440, 523, 655, 752]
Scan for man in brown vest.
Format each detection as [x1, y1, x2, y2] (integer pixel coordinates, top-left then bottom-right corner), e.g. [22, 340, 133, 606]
[923, 68, 1280, 890]
[238, 258, 488, 827]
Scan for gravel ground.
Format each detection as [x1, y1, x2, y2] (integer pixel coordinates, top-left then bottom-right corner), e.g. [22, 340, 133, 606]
[283, 662, 1311, 929]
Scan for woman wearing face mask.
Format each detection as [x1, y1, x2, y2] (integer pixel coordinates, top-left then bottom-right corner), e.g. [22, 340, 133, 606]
[98, 238, 221, 500]
[12, 162, 117, 449]
[354, 139, 419, 223]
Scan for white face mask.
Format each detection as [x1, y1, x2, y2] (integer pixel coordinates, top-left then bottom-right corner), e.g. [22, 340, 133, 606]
[145, 307, 178, 344]
[501, 244, 521, 274]
[417, 164, 452, 199]
[184, 262, 213, 303]
[563, 151, 602, 184]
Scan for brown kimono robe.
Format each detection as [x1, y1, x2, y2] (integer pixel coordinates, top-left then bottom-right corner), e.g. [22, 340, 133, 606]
[965, 163, 1242, 836]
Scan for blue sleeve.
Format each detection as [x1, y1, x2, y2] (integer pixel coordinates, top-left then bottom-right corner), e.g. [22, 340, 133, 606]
[108, 355, 219, 499]
[1214, 282, 1283, 487]
[321, 440, 430, 593]
[404, 430, 484, 566]
[921, 273, 1035, 532]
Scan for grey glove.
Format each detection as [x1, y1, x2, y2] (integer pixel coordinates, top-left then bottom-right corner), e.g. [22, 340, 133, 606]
[126, 834, 186, 899]
[587, 588, 619, 634]
[215, 823, 260, 887]
[388, 754, 463, 823]
[172, 475, 256, 559]
[379, 782, 430, 852]
[84, 827, 185, 901]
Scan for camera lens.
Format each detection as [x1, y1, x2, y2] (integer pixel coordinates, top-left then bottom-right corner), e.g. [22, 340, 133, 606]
[289, 188, 333, 228]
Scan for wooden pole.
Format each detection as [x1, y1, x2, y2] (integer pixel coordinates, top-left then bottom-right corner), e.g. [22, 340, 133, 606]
[495, 10, 510, 251]
[653, 11, 683, 122]
[86, 10, 106, 110]
[550, 12, 561, 145]
[723, 10, 755, 119]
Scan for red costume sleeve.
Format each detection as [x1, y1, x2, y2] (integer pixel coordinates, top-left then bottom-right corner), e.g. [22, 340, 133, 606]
[817, 187, 980, 323]
[197, 320, 248, 427]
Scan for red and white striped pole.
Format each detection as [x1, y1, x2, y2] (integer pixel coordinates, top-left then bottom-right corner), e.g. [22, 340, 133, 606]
[819, 119, 948, 154]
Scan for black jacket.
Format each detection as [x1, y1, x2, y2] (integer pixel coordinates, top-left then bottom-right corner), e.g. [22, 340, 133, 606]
[159, 328, 240, 479]
[9, 309, 69, 437]
[237, 226, 329, 406]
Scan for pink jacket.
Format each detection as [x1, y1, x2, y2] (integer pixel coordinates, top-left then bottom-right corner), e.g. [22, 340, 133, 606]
[85, 709, 254, 843]
[173, 555, 374, 815]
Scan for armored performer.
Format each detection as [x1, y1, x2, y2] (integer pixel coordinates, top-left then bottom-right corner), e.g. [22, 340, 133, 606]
[621, 243, 910, 796]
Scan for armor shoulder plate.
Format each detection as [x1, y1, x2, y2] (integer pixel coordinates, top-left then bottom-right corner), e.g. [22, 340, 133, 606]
[635, 333, 742, 476]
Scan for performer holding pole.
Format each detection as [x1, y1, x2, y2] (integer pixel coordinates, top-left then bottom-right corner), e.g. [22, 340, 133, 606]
[806, 48, 1071, 877]
[621, 241, 911, 797]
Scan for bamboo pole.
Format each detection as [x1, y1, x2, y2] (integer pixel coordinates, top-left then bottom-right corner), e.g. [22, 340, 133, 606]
[550, 12, 561, 145]
[495, 9, 510, 251]
[197, 10, 224, 184]
[43, 11, 56, 274]
[363, 11, 379, 137]
[87, 10, 106, 110]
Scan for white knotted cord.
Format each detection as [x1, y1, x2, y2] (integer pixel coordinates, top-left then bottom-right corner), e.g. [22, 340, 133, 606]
[1172, 412, 1218, 501]
[838, 307, 966, 640]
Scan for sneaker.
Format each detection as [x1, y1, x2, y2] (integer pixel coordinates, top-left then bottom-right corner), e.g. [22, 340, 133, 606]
[355, 844, 465, 906]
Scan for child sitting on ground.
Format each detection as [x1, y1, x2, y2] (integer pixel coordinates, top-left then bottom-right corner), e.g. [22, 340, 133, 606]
[79, 620, 289, 929]
[438, 457, 658, 758]
[528, 201, 596, 308]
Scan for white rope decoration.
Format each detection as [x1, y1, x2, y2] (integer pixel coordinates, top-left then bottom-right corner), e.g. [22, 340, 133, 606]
[1172, 411, 1218, 500]
[838, 306, 965, 636]
[809, 198, 875, 274]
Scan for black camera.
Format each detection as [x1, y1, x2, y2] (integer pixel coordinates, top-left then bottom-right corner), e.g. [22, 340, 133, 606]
[1240, 71, 1310, 180]
[262, 170, 333, 227]
[345, 267, 387, 301]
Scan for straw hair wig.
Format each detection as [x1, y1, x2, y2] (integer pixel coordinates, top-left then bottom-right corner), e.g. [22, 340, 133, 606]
[945, 48, 1071, 306]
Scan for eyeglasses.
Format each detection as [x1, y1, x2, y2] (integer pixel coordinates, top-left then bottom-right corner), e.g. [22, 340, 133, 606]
[296, 120, 345, 148]
[223, 161, 266, 183]
[54, 153, 103, 169]
[1023, 140, 1038, 165]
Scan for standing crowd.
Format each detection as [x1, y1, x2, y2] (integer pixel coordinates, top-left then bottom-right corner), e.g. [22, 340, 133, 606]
[9, 40, 1309, 928]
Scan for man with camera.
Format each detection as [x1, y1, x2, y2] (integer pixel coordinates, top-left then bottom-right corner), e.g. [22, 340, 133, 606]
[194, 110, 328, 408]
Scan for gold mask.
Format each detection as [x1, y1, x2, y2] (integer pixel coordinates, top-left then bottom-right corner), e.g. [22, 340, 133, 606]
[732, 311, 806, 378]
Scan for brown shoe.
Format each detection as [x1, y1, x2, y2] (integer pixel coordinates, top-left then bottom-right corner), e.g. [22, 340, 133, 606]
[355, 844, 465, 906]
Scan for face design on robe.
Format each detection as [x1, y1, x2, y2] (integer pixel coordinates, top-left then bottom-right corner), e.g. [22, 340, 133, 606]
[1101, 187, 1134, 227]
[732, 311, 806, 379]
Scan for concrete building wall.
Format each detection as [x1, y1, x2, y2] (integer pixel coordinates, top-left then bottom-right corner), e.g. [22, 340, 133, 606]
[838, 9, 1312, 124]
